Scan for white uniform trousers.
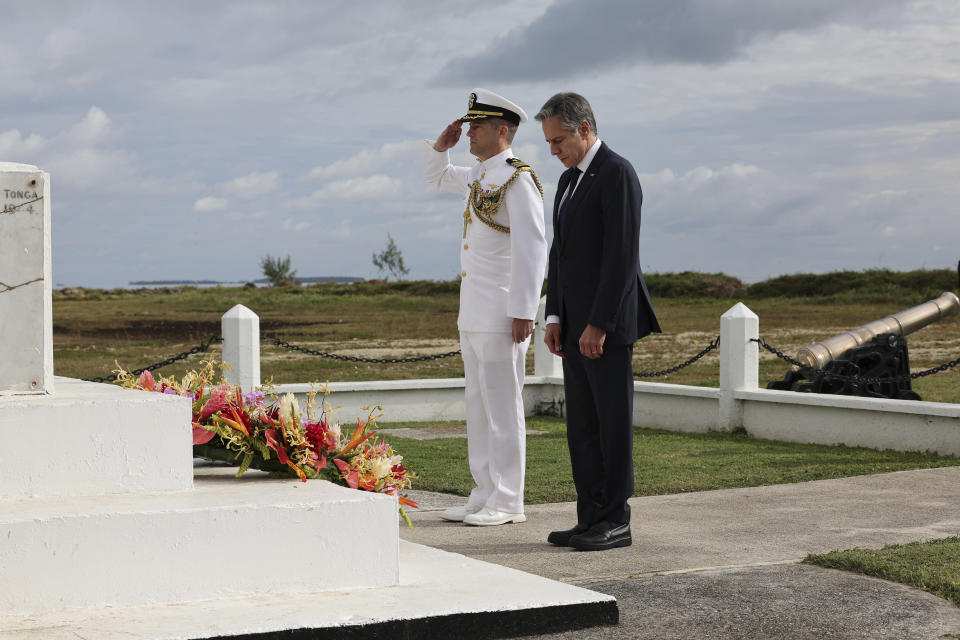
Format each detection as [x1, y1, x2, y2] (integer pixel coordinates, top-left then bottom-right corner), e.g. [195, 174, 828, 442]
[460, 330, 529, 514]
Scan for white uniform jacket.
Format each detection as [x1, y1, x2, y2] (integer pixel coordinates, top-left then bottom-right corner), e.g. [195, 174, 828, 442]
[425, 143, 548, 333]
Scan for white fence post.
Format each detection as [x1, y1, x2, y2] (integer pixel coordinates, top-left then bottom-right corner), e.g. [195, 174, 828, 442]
[718, 302, 759, 431]
[221, 304, 260, 391]
[534, 296, 563, 377]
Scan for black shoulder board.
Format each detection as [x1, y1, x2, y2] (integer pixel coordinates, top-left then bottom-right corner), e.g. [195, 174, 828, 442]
[507, 158, 531, 170]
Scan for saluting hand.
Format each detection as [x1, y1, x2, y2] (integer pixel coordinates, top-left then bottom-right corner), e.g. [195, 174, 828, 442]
[433, 120, 463, 152]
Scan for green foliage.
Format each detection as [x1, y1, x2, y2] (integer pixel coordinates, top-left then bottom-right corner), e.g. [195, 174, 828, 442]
[646, 271, 746, 299]
[806, 537, 960, 608]
[260, 254, 298, 287]
[746, 268, 958, 302]
[372, 234, 410, 281]
[641, 268, 958, 301]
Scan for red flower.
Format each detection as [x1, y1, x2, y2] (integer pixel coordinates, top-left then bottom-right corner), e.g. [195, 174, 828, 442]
[333, 458, 359, 489]
[304, 422, 326, 451]
[263, 428, 290, 465]
[192, 425, 216, 445]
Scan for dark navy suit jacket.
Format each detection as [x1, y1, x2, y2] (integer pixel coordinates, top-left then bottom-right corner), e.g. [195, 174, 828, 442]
[545, 142, 661, 346]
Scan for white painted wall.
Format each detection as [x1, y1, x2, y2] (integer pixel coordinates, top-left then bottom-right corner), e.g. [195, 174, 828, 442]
[739, 389, 960, 457]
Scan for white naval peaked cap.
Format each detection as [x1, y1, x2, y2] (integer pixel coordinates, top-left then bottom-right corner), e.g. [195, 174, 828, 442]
[460, 88, 528, 125]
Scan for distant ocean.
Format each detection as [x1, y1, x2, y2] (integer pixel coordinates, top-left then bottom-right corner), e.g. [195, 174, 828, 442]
[125, 277, 362, 288]
[51, 277, 364, 290]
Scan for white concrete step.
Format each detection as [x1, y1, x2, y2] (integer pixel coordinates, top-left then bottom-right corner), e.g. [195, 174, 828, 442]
[0, 467, 399, 615]
[0, 377, 193, 499]
[0, 540, 617, 639]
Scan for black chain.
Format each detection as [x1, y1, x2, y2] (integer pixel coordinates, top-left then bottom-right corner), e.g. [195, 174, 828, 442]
[634, 336, 720, 378]
[753, 337, 960, 384]
[82, 335, 222, 383]
[752, 337, 806, 368]
[267, 336, 462, 364]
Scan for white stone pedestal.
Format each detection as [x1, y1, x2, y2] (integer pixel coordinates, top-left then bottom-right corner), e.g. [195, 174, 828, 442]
[0, 465, 398, 615]
[0, 162, 52, 395]
[0, 378, 399, 617]
[0, 378, 614, 638]
[0, 378, 193, 499]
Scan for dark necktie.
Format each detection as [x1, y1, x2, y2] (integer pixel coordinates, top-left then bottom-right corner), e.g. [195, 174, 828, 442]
[557, 167, 581, 234]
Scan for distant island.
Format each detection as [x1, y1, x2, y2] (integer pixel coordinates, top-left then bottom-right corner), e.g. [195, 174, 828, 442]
[128, 277, 363, 286]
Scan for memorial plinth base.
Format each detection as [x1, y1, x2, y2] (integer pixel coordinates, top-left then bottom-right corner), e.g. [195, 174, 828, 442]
[0, 377, 193, 499]
[0, 466, 400, 615]
[0, 540, 617, 640]
[0, 377, 616, 638]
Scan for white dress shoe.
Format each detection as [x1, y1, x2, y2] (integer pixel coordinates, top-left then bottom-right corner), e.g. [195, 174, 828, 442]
[439, 502, 483, 522]
[463, 507, 526, 526]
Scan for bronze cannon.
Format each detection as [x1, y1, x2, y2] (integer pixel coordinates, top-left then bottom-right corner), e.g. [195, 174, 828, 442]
[797, 292, 960, 369]
[769, 291, 960, 399]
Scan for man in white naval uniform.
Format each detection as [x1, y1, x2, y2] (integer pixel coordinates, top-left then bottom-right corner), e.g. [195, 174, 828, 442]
[425, 88, 547, 526]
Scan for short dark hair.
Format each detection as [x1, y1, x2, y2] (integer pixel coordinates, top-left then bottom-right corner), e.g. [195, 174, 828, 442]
[486, 117, 518, 144]
[534, 92, 598, 135]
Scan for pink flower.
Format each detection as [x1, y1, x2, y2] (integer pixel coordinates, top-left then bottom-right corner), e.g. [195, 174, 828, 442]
[137, 370, 156, 392]
[199, 385, 233, 421]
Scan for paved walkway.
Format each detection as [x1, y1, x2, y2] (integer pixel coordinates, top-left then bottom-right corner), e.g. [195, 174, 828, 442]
[401, 466, 960, 639]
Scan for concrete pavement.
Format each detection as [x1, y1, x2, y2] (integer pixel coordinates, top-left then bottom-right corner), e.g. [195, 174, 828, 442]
[401, 466, 960, 639]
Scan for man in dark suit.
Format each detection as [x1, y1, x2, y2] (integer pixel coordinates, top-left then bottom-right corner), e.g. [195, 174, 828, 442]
[535, 92, 661, 551]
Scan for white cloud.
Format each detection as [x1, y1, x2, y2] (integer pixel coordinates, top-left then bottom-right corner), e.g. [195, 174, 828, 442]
[280, 218, 311, 232]
[303, 141, 422, 182]
[0, 1, 955, 286]
[194, 196, 228, 212]
[640, 163, 776, 227]
[0, 129, 45, 157]
[217, 171, 279, 199]
[0, 106, 110, 158]
[66, 106, 112, 144]
[295, 174, 403, 206]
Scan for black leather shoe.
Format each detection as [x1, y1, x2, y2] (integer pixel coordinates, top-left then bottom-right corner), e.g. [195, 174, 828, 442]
[547, 523, 589, 546]
[569, 522, 631, 551]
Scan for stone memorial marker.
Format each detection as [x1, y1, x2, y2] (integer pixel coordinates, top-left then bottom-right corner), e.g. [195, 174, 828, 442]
[0, 162, 52, 394]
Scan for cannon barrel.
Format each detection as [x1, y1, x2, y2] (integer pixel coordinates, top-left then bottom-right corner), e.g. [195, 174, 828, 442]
[796, 291, 960, 369]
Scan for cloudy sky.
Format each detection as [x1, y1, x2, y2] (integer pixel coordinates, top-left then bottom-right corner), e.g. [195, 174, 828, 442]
[3, 0, 958, 287]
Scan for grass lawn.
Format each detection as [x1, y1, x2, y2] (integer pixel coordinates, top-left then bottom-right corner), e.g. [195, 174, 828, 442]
[376, 416, 960, 504]
[805, 538, 960, 609]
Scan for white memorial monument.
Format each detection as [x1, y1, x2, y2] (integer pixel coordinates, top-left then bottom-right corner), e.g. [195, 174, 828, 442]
[0, 163, 53, 395]
[0, 163, 614, 638]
